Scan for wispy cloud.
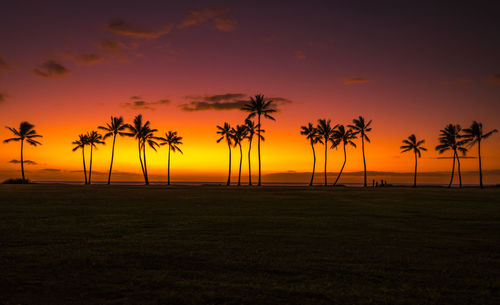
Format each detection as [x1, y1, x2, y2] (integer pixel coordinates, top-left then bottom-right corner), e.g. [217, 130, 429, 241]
[32, 60, 70, 78]
[442, 78, 472, 87]
[343, 77, 369, 85]
[487, 73, 500, 84]
[106, 18, 173, 39]
[41, 168, 62, 172]
[0, 55, 11, 72]
[296, 50, 306, 60]
[179, 8, 236, 31]
[179, 94, 292, 112]
[9, 160, 37, 165]
[121, 96, 171, 110]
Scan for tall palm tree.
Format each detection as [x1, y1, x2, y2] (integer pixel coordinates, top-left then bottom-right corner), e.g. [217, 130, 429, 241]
[141, 126, 160, 185]
[348, 116, 372, 187]
[400, 134, 427, 187]
[331, 125, 357, 186]
[300, 123, 322, 186]
[241, 95, 276, 186]
[86, 131, 105, 184]
[4, 122, 43, 183]
[232, 125, 248, 186]
[125, 115, 152, 184]
[159, 131, 183, 185]
[217, 122, 233, 186]
[316, 119, 337, 186]
[72, 134, 89, 184]
[98, 116, 128, 185]
[244, 119, 263, 186]
[436, 124, 468, 188]
[462, 121, 498, 188]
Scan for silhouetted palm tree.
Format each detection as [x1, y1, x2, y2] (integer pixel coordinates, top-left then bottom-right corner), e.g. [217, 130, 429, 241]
[316, 119, 337, 186]
[98, 116, 128, 185]
[462, 121, 498, 188]
[159, 131, 183, 185]
[300, 123, 322, 186]
[348, 116, 372, 187]
[125, 115, 152, 184]
[4, 122, 43, 183]
[242, 95, 276, 186]
[217, 122, 233, 186]
[244, 119, 264, 186]
[141, 126, 160, 185]
[232, 125, 248, 186]
[331, 125, 357, 186]
[86, 131, 105, 184]
[400, 134, 427, 187]
[436, 124, 468, 188]
[72, 134, 89, 184]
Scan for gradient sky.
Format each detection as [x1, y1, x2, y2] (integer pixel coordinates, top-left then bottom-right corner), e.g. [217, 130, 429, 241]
[1, 1, 500, 183]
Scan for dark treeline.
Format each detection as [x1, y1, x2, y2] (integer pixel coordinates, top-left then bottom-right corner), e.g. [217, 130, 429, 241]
[2, 96, 498, 188]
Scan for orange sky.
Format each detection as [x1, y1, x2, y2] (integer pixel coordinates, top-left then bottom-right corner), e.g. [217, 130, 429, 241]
[1, 1, 499, 184]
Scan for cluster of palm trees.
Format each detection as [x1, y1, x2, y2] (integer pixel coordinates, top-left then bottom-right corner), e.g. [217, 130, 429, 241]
[401, 121, 497, 188]
[2, 110, 498, 188]
[217, 95, 273, 186]
[72, 115, 183, 185]
[300, 116, 373, 187]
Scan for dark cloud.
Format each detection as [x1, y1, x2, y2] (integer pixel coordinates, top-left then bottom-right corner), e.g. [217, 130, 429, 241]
[0, 92, 6, 103]
[33, 60, 70, 78]
[488, 73, 500, 84]
[0, 55, 11, 72]
[65, 52, 102, 66]
[9, 160, 37, 165]
[122, 97, 171, 110]
[179, 8, 236, 31]
[179, 94, 292, 112]
[106, 19, 173, 39]
[41, 168, 61, 172]
[344, 77, 369, 85]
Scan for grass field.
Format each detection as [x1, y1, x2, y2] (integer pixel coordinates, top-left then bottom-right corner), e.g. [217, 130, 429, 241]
[0, 185, 499, 304]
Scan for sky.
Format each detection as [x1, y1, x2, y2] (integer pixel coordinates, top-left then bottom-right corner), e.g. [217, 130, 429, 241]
[0, 0, 500, 183]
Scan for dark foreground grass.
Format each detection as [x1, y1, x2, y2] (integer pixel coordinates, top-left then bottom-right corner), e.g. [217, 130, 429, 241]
[0, 185, 499, 304]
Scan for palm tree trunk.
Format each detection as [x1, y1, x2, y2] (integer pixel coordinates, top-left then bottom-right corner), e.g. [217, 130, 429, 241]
[310, 140, 316, 186]
[257, 114, 262, 186]
[334, 143, 347, 186]
[143, 145, 149, 185]
[227, 140, 231, 186]
[20, 139, 25, 183]
[248, 138, 252, 186]
[238, 143, 242, 186]
[107, 134, 117, 185]
[89, 146, 93, 184]
[82, 146, 87, 184]
[138, 140, 146, 184]
[478, 140, 483, 188]
[448, 152, 456, 188]
[167, 147, 171, 186]
[413, 151, 417, 187]
[362, 136, 367, 187]
[456, 151, 462, 188]
[324, 138, 328, 186]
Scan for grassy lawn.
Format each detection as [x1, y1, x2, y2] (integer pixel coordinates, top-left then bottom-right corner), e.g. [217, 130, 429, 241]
[0, 185, 499, 304]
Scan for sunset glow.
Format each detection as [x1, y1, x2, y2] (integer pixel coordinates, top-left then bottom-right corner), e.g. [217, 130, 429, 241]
[1, 1, 499, 184]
